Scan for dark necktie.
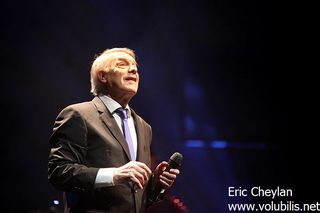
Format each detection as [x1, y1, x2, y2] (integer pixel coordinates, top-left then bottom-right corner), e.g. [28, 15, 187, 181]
[116, 108, 136, 161]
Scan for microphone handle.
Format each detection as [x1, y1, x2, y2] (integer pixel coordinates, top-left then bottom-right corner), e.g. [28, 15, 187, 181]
[150, 165, 172, 201]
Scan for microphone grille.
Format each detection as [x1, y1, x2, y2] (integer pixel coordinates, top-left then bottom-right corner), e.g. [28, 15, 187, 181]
[168, 152, 183, 169]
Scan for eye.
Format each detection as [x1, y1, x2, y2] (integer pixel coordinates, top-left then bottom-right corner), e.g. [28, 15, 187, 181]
[116, 61, 128, 68]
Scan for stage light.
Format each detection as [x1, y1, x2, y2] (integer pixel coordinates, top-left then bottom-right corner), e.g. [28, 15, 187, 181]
[185, 140, 204, 148]
[53, 200, 60, 205]
[210, 140, 227, 149]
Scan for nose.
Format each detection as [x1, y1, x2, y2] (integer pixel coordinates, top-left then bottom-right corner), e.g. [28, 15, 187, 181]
[129, 63, 138, 74]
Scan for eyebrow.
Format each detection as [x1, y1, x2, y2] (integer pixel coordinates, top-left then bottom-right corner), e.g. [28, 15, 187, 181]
[117, 58, 138, 66]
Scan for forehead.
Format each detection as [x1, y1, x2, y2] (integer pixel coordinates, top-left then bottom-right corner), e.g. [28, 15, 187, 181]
[107, 52, 136, 63]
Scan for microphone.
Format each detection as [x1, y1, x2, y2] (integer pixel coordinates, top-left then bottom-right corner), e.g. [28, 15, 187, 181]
[149, 152, 183, 202]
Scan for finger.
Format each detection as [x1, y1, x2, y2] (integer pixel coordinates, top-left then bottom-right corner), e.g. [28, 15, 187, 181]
[159, 179, 170, 188]
[128, 169, 145, 188]
[130, 175, 143, 189]
[155, 161, 168, 176]
[159, 161, 168, 171]
[114, 163, 148, 186]
[135, 161, 152, 175]
[169, 169, 180, 175]
[131, 163, 150, 181]
[124, 161, 149, 182]
[160, 174, 174, 185]
[162, 171, 177, 180]
[129, 169, 146, 186]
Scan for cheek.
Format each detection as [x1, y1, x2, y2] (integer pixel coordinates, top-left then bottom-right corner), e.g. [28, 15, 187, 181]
[110, 70, 125, 81]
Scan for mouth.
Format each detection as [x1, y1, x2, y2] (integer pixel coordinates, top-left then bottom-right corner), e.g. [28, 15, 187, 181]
[125, 76, 137, 82]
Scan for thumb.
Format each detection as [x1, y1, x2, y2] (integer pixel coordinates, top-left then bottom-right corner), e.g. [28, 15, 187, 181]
[155, 161, 168, 176]
[158, 161, 168, 172]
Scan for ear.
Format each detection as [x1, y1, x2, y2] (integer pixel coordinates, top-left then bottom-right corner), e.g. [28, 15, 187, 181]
[97, 71, 107, 83]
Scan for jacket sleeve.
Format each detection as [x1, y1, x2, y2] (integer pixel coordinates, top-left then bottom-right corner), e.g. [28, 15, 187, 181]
[48, 106, 99, 192]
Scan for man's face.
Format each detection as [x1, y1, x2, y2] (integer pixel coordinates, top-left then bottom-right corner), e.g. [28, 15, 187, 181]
[104, 52, 139, 98]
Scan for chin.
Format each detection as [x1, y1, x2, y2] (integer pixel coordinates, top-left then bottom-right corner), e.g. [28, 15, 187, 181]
[126, 86, 138, 94]
[123, 88, 137, 96]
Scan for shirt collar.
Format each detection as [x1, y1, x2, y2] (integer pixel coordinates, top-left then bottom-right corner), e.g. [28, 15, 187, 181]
[99, 95, 131, 117]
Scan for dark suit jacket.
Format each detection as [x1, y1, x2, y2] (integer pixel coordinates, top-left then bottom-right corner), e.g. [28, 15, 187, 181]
[48, 97, 153, 213]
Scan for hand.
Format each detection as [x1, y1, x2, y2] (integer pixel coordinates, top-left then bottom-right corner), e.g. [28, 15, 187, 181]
[154, 161, 180, 189]
[113, 161, 152, 189]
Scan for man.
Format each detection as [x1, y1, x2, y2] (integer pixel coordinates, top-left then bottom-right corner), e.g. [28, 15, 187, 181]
[48, 48, 180, 213]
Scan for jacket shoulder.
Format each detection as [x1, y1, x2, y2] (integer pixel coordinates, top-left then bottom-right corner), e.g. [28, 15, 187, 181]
[58, 100, 97, 116]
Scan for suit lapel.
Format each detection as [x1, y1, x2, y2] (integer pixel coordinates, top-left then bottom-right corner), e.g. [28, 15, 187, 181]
[92, 97, 132, 161]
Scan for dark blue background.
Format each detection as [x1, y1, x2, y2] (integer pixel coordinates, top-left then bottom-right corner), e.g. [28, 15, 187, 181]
[2, 1, 313, 212]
